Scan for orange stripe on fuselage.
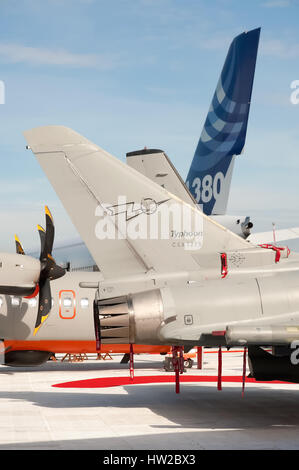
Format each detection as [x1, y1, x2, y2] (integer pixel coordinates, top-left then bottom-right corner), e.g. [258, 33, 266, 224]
[4, 340, 170, 355]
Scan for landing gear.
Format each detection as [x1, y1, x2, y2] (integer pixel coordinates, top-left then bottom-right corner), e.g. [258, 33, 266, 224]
[184, 358, 194, 369]
[163, 356, 187, 372]
[164, 352, 194, 371]
[163, 356, 174, 372]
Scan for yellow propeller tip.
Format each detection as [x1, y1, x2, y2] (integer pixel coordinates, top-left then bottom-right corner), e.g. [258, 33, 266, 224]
[33, 315, 49, 336]
[45, 206, 53, 222]
[41, 314, 49, 325]
[33, 326, 40, 337]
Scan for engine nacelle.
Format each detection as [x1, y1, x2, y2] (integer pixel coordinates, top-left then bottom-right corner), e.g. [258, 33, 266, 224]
[95, 289, 164, 345]
[0, 253, 40, 296]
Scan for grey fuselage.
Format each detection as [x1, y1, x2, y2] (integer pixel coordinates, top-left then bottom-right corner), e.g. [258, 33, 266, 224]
[2, 262, 299, 348]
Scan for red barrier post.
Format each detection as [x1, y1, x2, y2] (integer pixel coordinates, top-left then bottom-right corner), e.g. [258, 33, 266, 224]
[197, 347, 203, 369]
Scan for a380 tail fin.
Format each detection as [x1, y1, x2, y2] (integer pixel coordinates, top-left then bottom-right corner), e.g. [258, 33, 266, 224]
[186, 27, 261, 215]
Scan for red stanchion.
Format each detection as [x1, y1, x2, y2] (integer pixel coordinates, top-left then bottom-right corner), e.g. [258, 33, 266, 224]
[197, 347, 203, 369]
[93, 301, 101, 352]
[179, 346, 184, 374]
[172, 346, 184, 394]
[217, 347, 222, 391]
[242, 347, 247, 397]
[130, 343, 134, 381]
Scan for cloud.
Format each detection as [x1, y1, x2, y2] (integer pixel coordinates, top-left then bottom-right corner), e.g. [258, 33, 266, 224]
[197, 30, 245, 52]
[198, 35, 232, 51]
[261, 0, 291, 6]
[0, 43, 119, 69]
[260, 38, 299, 58]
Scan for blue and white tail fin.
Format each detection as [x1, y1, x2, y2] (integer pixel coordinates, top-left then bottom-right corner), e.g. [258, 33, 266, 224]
[186, 27, 261, 215]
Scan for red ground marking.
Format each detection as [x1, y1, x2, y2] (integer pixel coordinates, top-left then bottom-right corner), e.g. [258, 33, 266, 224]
[52, 375, 296, 389]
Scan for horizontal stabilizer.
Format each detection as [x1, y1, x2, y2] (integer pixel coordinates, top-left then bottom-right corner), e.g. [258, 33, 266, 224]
[248, 227, 299, 245]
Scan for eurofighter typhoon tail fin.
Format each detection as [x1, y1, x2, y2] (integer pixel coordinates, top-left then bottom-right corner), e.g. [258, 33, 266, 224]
[186, 27, 261, 215]
[24, 126, 269, 279]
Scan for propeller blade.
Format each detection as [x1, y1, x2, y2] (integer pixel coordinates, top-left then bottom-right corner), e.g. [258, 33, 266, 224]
[45, 205, 54, 256]
[33, 277, 51, 336]
[37, 224, 46, 260]
[14, 235, 25, 255]
[46, 253, 65, 280]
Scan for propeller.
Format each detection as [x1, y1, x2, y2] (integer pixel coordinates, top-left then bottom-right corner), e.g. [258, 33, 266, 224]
[15, 206, 65, 336]
[34, 206, 65, 335]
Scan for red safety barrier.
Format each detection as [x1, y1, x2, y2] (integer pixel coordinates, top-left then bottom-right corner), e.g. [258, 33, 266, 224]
[242, 348, 247, 398]
[172, 346, 184, 393]
[217, 347, 222, 391]
[197, 347, 203, 369]
[130, 344, 134, 381]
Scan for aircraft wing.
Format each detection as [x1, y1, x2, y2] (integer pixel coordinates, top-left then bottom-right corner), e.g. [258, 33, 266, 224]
[248, 228, 299, 245]
[24, 126, 264, 280]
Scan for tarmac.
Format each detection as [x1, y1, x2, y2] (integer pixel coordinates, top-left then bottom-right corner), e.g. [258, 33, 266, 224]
[1, 349, 299, 450]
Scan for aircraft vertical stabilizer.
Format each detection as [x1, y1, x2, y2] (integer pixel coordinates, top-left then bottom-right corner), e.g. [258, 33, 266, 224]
[186, 28, 260, 215]
[24, 126, 272, 279]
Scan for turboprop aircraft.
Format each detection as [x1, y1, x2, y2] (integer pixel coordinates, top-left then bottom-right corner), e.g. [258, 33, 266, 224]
[1, 124, 299, 383]
[0, 28, 267, 366]
[1, 207, 170, 366]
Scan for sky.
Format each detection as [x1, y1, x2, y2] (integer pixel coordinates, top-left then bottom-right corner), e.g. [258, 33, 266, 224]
[0, 0, 299, 252]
